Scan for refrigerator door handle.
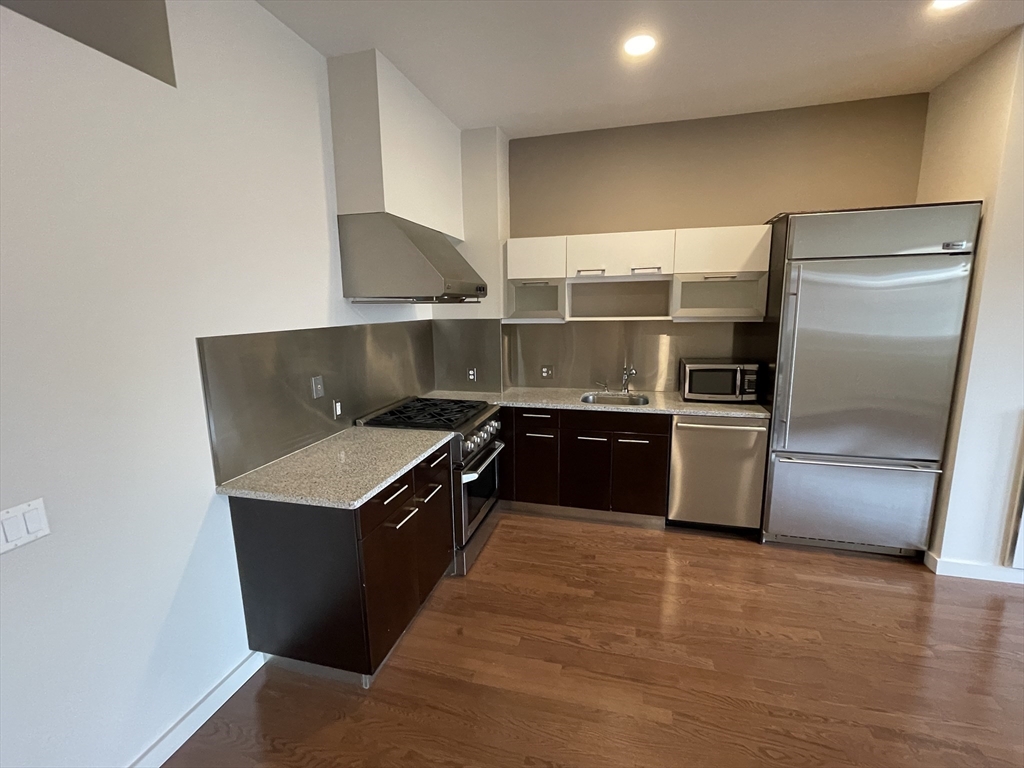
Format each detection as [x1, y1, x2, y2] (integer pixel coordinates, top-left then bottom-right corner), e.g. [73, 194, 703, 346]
[777, 266, 802, 450]
[777, 456, 942, 474]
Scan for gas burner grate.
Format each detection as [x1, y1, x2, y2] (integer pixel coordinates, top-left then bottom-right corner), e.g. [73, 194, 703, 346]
[362, 398, 489, 430]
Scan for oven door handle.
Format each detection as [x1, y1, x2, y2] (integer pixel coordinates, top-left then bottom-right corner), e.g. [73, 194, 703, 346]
[461, 440, 505, 483]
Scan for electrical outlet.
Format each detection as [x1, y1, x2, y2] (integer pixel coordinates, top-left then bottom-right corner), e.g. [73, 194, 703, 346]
[1, 498, 50, 555]
[332, 399, 343, 419]
[310, 375, 324, 399]
[541, 365, 554, 379]
[467, 367, 477, 382]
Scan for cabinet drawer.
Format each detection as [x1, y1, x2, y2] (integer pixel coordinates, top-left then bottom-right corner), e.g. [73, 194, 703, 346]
[560, 409, 670, 436]
[414, 444, 451, 491]
[357, 470, 415, 539]
[515, 408, 560, 430]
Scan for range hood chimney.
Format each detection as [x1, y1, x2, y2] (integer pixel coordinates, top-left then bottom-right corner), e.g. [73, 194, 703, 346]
[338, 213, 487, 304]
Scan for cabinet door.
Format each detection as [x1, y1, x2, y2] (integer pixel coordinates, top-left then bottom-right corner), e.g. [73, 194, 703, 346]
[507, 236, 567, 280]
[414, 471, 454, 603]
[498, 408, 516, 500]
[361, 503, 420, 670]
[674, 225, 771, 274]
[560, 430, 611, 511]
[514, 428, 559, 505]
[611, 434, 670, 516]
[567, 230, 675, 277]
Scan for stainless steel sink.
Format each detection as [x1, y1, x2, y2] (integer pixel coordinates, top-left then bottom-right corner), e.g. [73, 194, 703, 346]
[580, 392, 650, 406]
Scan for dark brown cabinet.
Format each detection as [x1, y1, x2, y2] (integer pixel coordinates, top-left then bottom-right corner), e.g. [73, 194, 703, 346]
[413, 471, 454, 604]
[509, 407, 671, 518]
[560, 430, 611, 510]
[498, 407, 516, 500]
[362, 502, 421, 669]
[515, 427, 559, 504]
[611, 434, 670, 516]
[228, 440, 455, 677]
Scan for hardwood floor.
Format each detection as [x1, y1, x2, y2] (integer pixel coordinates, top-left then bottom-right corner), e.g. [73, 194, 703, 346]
[167, 512, 1024, 768]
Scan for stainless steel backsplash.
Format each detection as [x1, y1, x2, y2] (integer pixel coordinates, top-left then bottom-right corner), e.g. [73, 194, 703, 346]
[198, 321, 436, 484]
[432, 319, 503, 392]
[503, 321, 776, 391]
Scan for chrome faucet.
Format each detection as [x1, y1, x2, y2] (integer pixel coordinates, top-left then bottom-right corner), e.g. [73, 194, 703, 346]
[621, 365, 637, 393]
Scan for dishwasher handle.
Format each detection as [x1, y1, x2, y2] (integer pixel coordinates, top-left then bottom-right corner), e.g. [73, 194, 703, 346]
[675, 422, 767, 432]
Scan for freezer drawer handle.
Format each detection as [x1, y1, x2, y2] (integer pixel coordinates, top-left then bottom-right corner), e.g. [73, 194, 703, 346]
[777, 457, 942, 474]
[675, 423, 767, 432]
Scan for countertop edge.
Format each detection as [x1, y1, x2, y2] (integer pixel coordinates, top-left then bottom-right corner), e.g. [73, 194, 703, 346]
[215, 430, 453, 510]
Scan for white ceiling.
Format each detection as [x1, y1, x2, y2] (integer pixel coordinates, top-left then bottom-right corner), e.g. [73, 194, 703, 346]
[258, 0, 1024, 138]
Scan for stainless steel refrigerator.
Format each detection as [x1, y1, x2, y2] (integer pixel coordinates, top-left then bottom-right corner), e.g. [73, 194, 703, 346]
[763, 202, 981, 555]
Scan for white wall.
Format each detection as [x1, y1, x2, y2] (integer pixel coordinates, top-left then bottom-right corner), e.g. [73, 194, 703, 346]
[917, 28, 1024, 580]
[0, 2, 424, 766]
[435, 127, 510, 319]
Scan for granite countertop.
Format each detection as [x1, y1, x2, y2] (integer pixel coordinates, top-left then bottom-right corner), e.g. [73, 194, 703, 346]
[216, 427, 453, 510]
[425, 388, 770, 419]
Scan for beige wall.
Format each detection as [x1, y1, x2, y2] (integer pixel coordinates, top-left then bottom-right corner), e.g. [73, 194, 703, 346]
[509, 95, 929, 237]
[916, 28, 1024, 577]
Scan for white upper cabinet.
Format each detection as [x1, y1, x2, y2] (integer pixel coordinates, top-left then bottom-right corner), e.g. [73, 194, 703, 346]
[507, 236, 567, 280]
[566, 230, 676, 278]
[673, 225, 771, 274]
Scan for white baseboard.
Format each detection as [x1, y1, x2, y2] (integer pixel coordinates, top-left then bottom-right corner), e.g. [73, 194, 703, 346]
[924, 551, 1024, 584]
[129, 651, 267, 768]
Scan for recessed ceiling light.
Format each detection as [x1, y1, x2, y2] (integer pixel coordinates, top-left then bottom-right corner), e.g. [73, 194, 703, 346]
[931, 0, 971, 9]
[624, 34, 657, 57]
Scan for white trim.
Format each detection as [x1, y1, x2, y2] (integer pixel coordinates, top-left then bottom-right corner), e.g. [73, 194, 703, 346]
[924, 552, 1024, 585]
[129, 651, 267, 768]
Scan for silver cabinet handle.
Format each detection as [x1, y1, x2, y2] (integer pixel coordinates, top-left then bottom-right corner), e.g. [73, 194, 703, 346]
[675, 423, 767, 432]
[525, 433, 555, 438]
[618, 438, 649, 444]
[429, 453, 447, 468]
[778, 457, 941, 474]
[631, 266, 662, 274]
[576, 268, 606, 276]
[382, 484, 409, 505]
[521, 280, 550, 286]
[521, 413, 551, 418]
[703, 274, 739, 281]
[577, 436, 608, 442]
[388, 507, 419, 529]
[419, 484, 443, 503]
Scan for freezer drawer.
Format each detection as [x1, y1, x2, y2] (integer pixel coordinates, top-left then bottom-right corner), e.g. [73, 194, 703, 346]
[668, 416, 768, 528]
[764, 454, 940, 550]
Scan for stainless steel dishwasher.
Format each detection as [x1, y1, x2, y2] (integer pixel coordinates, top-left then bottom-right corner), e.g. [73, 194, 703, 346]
[668, 415, 769, 529]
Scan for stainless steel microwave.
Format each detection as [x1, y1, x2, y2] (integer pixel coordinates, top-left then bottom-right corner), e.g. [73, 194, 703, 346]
[681, 360, 760, 402]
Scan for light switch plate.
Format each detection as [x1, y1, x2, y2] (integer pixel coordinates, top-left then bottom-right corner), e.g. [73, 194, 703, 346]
[1, 498, 50, 555]
[541, 365, 554, 379]
[311, 375, 325, 399]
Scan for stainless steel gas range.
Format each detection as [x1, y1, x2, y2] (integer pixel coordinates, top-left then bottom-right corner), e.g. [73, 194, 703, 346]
[357, 397, 503, 574]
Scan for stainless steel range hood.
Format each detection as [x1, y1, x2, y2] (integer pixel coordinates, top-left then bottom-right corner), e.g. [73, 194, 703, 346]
[338, 212, 487, 303]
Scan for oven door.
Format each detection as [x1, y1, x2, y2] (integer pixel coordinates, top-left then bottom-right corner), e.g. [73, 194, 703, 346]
[457, 440, 504, 546]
